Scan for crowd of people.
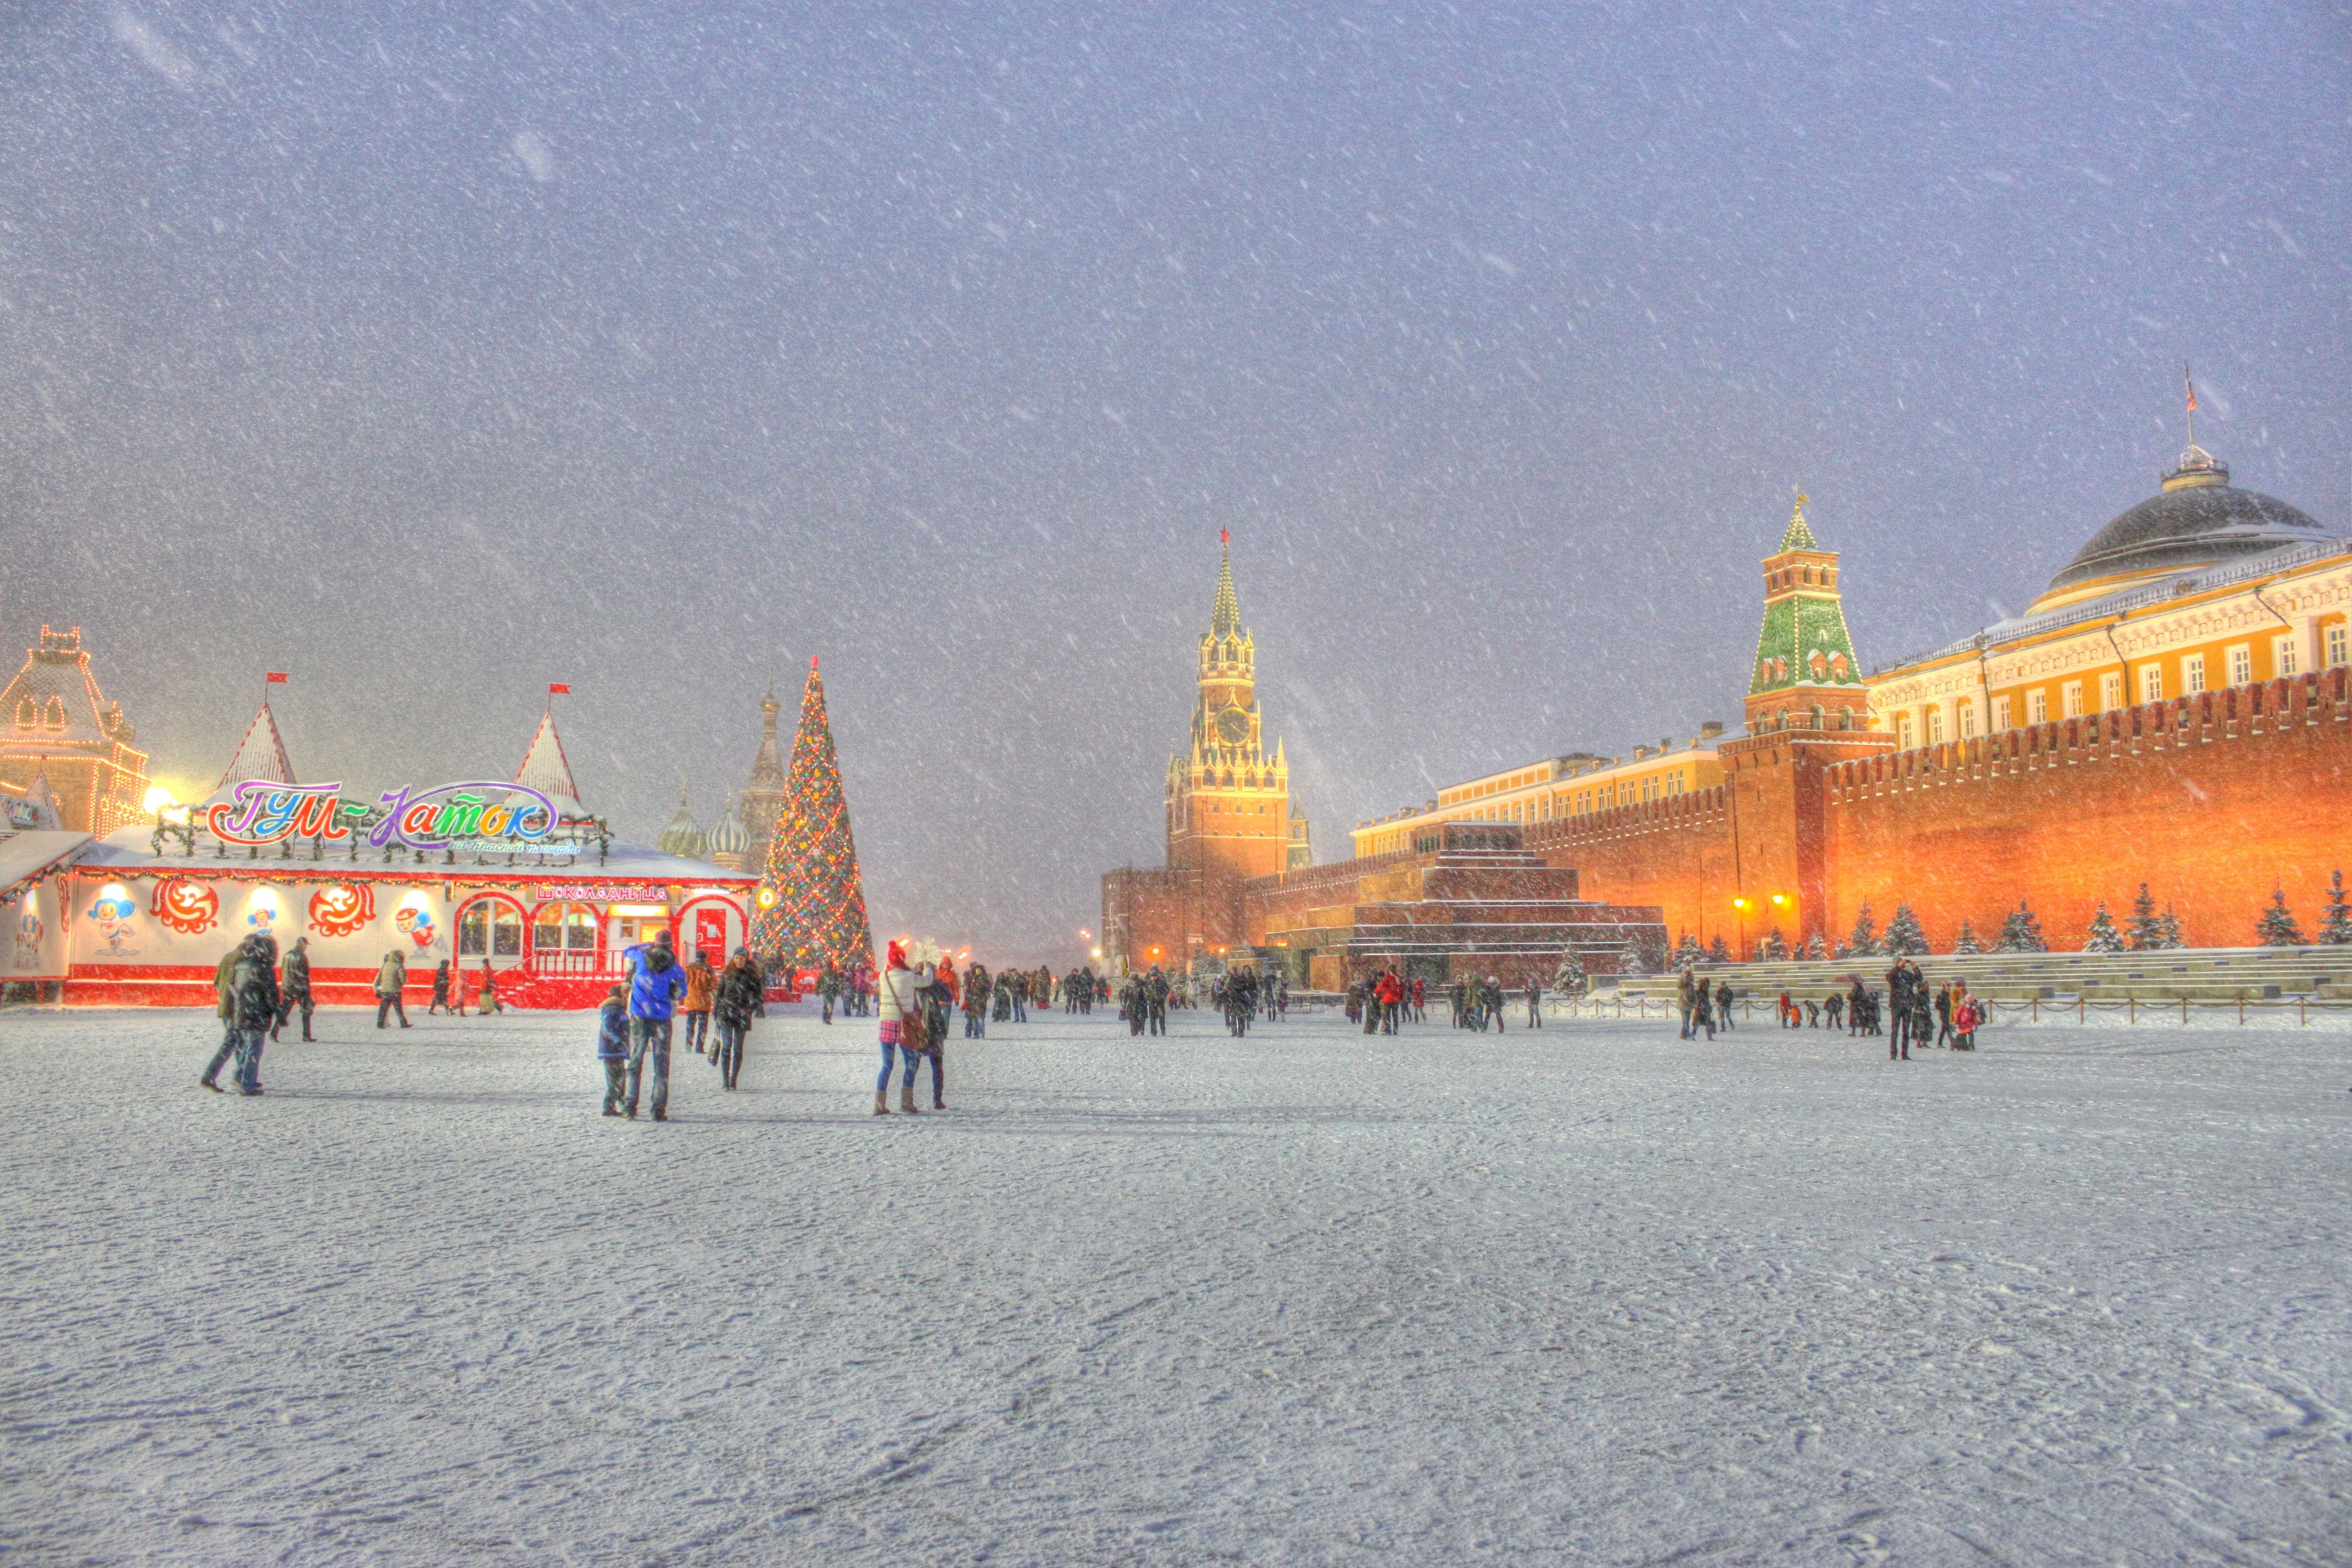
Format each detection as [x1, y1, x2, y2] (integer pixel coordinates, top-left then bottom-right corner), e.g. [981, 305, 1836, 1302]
[1680, 957, 1983, 1055]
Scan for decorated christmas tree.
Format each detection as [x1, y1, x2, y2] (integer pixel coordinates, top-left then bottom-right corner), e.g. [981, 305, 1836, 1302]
[2254, 888, 2306, 948]
[1950, 920, 1983, 955]
[1883, 904, 1930, 956]
[2318, 872, 2352, 946]
[750, 658, 875, 973]
[1994, 899, 2047, 953]
[2083, 901, 2125, 954]
[2126, 882, 2166, 951]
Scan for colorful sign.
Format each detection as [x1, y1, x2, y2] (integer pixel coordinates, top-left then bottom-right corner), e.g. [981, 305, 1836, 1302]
[539, 883, 669, 902]
[207, 781, 561, 852]
[308, 882, 375, 938]
[149, 877, 219, 935]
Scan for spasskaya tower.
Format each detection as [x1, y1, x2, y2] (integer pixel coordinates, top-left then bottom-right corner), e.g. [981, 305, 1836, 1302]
[1165, 534, 1306, 879]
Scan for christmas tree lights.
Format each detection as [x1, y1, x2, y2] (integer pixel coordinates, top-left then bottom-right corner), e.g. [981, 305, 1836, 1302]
[749, 659, 875, 973]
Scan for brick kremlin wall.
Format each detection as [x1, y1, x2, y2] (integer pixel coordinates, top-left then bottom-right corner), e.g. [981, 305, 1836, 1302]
[1522, 790, 1738, 950]
[1823, 670, 2352, 953]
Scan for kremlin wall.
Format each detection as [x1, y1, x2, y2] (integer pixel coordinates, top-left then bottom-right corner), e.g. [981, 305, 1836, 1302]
[1103, 437, 2352, 982]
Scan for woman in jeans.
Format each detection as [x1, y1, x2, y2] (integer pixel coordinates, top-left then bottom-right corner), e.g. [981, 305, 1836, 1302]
[876, 941, 924, 1115]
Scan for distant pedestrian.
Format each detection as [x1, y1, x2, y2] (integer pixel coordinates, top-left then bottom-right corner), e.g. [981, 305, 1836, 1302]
[877, 941, 924, 1115]
[429, 959, 453, 1015]
[275, 936, 315, 1041]
[681, 951, 717, 1057]
[477, 961, 502, 1015]
[1525, 978, 1544, 1028]
[374, 950, 411, 1029]
[713, 947, 764, 1090]
[1715, 980, 1734, 1032]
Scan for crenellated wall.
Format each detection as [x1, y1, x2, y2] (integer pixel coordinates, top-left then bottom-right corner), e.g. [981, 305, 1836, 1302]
[1822, 670, 2352, 952]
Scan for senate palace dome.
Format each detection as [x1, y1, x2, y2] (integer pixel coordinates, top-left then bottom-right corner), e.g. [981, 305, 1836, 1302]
[2029, 446, 2336, 614]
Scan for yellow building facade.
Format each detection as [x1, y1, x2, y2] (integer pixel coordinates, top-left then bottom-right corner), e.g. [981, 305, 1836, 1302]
[1867, 445, 2349, 744]
[1350, 729, 1726, 860]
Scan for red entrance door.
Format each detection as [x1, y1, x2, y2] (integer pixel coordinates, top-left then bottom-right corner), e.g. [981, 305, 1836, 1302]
[693, 907, 728, 967]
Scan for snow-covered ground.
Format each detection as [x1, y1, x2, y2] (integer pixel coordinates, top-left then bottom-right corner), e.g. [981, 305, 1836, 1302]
[2, 1003, 2346, 1567]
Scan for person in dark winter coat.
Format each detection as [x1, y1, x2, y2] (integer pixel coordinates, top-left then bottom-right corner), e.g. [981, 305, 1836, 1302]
[712, 947, 765, 1090]
[429, 959, 453, 1015]
[595, 985, 629, 1114]
[1714, 980, 1735, 1031]
[224, 933, 281, 1094]
[201, 945, 245, 1090]
[273, 936, 314, 1041]
[623, 930, 687, 1120]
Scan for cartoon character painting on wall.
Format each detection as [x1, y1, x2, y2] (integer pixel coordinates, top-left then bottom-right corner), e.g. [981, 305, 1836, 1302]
[394, 892, 444, 956]
[86, 883, 140, 957]
[244, 888, 282, 937]
[10, 892, 44, 972]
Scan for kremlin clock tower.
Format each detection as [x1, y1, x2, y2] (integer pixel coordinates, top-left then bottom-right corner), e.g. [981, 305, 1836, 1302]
[1164, 537, 1304, 881]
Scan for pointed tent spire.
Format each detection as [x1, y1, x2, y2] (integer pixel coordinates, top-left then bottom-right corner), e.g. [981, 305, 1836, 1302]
[513, 710, 585, 814]
[1210, 529, 1242, 638]
[208, 700, 297, 804]
[1779, 490, 1818, 552]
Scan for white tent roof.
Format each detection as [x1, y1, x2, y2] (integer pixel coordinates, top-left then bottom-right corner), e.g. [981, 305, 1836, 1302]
[203, 701, 297, 808]
[512, 711, 587, 816]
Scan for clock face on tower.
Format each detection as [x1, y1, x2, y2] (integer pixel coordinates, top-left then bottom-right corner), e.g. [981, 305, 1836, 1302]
[1216, 706, 1251, 745]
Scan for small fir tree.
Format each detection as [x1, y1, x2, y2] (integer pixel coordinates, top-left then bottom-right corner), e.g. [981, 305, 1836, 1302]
[2255, 889, 2307, 948]
[2157, 903, 2186, 950]
[1950, 919, 1983, 955]
[2083, 901, 2125, 954]
[1846, 901, 1879, 960]
[1617, 936, 1647, 976]
[1672, 932, 1704, 970]
[2126, 882, 2166, 951]
[1553, 953, 1588, 996]
[1803, 931, 1828, 961]
[1883, 904, 1930, 957]
[1760, 927, 1787, 962]
[1707, 933, 1731, 965]
[2318, 872, 2352, 946]
[1994, 900, 2047, 953]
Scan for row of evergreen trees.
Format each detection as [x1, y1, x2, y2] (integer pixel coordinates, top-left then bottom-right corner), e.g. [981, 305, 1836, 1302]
[1654, 873, 2352, 968]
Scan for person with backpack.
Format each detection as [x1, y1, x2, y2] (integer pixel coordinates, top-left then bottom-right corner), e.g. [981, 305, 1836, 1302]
[622, 929, 687, 1121]
[712, 947, 765, 1090]
[595, 984, 629, 1115]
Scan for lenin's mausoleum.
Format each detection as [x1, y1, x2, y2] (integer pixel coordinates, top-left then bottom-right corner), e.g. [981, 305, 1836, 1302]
[1104, 435, 2351, 985]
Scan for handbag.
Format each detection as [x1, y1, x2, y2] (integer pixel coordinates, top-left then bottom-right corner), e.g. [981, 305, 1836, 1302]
[901, 1009, 928, 1053]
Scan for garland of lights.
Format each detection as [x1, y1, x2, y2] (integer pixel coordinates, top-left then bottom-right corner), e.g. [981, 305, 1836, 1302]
[749, 661, 874, 972]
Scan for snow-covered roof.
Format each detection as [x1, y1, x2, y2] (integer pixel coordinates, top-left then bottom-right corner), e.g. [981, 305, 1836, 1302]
[0, 830, 95, 897]
[513, 712, 586, 815]
[76, 825, 752, 886]
[205, 700, 298, 806]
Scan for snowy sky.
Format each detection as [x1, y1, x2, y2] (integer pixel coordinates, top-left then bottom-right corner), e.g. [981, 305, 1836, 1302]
[2, 3, 2347, 962]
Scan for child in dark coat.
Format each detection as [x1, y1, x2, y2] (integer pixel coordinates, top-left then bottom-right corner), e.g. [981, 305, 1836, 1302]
[596, 985, 629, 1116]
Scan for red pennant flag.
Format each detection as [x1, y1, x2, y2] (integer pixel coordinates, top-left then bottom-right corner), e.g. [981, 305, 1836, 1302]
[549, 683, 571, 695]
[265, 672, 288, 683]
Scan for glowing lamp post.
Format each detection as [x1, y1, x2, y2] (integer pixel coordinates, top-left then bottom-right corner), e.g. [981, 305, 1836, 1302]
[1731, 895, 1751, 961]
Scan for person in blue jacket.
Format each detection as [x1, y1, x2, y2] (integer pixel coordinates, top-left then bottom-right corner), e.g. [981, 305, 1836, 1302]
[623, 929, 688, 1121]
[595, 984, 629, 1116]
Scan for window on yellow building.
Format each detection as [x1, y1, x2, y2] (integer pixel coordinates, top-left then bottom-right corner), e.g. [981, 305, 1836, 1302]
[2141, 665, 2163, 703]
[2028, 690, 2047, 725]
[1898, 712, 1915, 748]
[1960, 703, 1978, 739]
[2227, 645, 2252, 686]
[2101, 672, 2123, 711]
[2183, 654, 2206, 694]
[2061, 682, 2082, 719]
[1992, 695, 2010, 731]
[2330, 624, 2350, 668]
[2274, 636, 2299, 678]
